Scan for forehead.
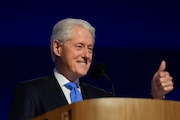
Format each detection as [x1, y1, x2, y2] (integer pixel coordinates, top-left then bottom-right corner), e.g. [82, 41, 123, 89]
[69, 26, 94, 44]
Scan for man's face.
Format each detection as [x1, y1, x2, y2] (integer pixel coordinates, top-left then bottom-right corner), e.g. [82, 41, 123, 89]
[58, 26, 94, 79]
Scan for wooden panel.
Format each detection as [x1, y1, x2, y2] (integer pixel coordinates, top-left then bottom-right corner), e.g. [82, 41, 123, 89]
[31, 98, 180, 120]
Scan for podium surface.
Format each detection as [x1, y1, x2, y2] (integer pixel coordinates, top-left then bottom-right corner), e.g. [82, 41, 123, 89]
[31, 98, 180, 120]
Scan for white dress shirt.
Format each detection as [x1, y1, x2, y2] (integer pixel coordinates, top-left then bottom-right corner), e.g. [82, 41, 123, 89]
[54, 69, 81, 104]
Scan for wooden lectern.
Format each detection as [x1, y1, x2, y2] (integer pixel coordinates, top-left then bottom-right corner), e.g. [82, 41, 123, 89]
[31, 98, 180, 120]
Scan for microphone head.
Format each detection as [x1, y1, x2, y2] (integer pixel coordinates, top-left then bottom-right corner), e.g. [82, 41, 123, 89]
[90, 63, 106, 79]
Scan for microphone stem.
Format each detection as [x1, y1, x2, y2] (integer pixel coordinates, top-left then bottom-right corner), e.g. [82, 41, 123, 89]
[103, 73, 115, 96]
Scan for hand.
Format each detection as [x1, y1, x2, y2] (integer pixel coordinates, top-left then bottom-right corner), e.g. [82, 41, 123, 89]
[151, 60, 173, 99]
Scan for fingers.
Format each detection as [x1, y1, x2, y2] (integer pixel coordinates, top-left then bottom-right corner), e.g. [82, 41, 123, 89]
[161, 80, 173, 87]
[156, 71, 172, 84]
[159, 71, 170, 77]
[164, 85, 174, 91]
[162, 81, 174, 91]
[157, 75, 173, 92]
[157, 75, 173, 85]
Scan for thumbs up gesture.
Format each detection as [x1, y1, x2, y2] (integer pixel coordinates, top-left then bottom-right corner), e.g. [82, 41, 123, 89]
[151, 60, 173, 99]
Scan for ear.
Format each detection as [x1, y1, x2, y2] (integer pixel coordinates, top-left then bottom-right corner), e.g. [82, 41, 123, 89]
[53, 39, 62, 57]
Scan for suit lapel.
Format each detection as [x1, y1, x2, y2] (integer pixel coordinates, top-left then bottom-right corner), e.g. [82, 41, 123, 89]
[80, 80, 90, 99]
[43, 73, 68, 107]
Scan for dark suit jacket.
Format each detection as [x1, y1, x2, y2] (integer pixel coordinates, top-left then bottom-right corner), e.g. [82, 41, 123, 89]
[7, 73, 113, 120]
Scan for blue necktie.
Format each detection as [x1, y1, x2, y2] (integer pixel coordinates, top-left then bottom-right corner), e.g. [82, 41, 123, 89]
[64, 82, 83, 103]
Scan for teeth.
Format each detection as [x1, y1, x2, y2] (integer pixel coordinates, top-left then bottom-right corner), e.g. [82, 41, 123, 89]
[78, 61, 86, 64]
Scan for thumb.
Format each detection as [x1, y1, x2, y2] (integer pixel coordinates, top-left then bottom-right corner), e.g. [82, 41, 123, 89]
[157, 60, 166, 72]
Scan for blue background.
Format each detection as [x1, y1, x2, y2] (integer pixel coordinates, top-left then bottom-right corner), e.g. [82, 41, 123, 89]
[0, 0, 180, 119]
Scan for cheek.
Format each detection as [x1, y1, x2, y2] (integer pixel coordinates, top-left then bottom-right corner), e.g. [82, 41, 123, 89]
[61, 52, 74, 66]
[62, 49, 78, 59]
[89, 54, 93, 62]
[67, 52, 80, 65]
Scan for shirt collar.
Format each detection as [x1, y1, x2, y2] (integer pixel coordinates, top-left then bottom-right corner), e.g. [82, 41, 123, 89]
[53, 68, 80, 86]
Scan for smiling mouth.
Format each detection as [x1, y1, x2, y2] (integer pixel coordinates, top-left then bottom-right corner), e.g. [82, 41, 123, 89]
[78, 61, 87, 65]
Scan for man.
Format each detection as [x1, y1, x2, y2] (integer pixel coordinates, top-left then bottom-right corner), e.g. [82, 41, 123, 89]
[7, 18, 173, 120]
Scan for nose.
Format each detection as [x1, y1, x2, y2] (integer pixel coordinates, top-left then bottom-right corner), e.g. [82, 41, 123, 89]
[82, 47, 91, 58]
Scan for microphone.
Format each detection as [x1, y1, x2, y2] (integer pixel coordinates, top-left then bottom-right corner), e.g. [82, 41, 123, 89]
[90, 63, 115, 96]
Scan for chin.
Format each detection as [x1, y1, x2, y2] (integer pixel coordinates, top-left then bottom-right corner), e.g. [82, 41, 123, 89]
[77, 72, 87, 77]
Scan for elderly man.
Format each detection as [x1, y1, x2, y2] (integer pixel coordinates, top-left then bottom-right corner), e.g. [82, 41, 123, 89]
[7, 18, 173, 120]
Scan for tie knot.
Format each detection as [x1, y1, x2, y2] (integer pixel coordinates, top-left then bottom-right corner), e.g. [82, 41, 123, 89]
[65, 82, 78, 90]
